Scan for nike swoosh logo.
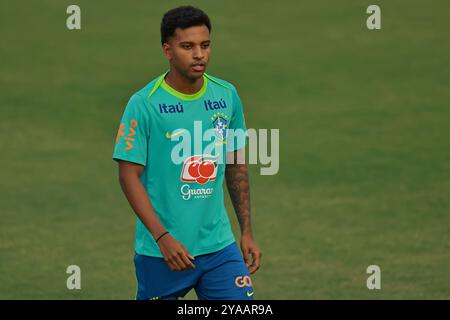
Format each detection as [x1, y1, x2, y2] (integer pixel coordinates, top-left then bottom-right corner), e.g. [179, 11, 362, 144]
[166, 129, 186, 139]
[247, 291, 254, 297]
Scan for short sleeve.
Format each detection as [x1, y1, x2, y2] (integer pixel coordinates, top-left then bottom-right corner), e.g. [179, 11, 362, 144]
[112, 94, 150, 166]
[226, 87, 248, 152]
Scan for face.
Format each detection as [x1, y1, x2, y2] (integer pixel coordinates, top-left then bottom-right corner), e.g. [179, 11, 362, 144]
[163, 25, 211, 81]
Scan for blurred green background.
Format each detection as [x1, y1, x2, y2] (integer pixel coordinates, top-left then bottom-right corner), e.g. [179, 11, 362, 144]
[1, 0, 449, 299]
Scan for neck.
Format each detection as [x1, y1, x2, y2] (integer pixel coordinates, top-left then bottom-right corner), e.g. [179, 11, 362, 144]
[164, 69, 204, 94]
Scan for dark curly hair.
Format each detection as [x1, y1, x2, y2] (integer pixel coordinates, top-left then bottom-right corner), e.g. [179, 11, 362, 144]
[160, 6, 212, 45]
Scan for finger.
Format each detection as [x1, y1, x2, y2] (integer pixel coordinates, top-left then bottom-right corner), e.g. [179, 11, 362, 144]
[179, 246, 195, 269]
[168, 256, 181, 271]
[172, 255, 185, 271]
[179, 251, 196, 269]
[249, 262, 260, 274]
[182, 246, 195, 261]
[165, 259, 176, 271]
[170, 260, 180, 271]
[249, 251, 261, 274]
[249, 261, 260, 274]
[241, 248, 250, 267]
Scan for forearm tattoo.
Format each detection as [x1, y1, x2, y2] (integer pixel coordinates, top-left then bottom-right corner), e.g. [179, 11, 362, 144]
[225, 159, 252, 235]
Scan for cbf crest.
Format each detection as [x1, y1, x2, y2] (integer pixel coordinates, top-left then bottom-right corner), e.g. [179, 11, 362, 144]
[211, 112, 228, 140]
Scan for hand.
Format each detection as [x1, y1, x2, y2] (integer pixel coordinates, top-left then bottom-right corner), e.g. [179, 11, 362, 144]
[240, 234, 262, 274]
[156, 233, 196, 271]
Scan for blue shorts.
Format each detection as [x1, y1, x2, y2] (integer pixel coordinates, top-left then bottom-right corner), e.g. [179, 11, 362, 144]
[134, 241, 255, 300]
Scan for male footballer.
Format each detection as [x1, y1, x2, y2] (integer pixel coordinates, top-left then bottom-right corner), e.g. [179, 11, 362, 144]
[113, 6, 261, 300]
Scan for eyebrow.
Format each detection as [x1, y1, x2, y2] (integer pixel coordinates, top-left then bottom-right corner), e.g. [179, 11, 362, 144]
[179, 40, 211, 45]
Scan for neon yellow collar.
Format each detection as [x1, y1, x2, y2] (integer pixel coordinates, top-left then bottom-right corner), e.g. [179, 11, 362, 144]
[160, 74, 208, 101]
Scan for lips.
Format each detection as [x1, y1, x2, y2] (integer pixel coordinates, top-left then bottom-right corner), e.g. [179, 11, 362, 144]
[191, 63, 205, 72]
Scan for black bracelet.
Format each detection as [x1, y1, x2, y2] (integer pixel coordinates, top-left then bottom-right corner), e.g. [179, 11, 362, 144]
[155, 231, 169, 243]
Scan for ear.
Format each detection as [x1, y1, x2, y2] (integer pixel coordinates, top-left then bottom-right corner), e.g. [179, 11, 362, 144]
[162, 43, 172, 60]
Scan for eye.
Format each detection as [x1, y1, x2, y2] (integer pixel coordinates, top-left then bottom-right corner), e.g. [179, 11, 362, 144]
[182, 44, 192, 49]
[201, 43, 210, 49]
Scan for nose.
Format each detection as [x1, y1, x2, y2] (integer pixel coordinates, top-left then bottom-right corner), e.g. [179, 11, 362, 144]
[193, 45, 204, 60]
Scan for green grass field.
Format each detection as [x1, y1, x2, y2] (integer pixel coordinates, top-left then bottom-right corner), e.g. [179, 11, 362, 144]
[1, 0, 449, 299]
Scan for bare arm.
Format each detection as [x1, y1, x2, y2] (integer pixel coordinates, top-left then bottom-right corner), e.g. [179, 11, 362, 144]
[225, 151, 253, 236]
[117, 160, 195, 271]
[118, 160, 166, 239]
[225, 149, 262, 274]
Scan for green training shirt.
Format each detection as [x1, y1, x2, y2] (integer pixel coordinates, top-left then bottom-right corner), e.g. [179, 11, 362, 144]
[113, 71, 247, 257]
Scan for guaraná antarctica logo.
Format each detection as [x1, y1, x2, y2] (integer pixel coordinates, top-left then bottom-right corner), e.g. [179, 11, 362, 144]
[180, 154, 218, 201]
